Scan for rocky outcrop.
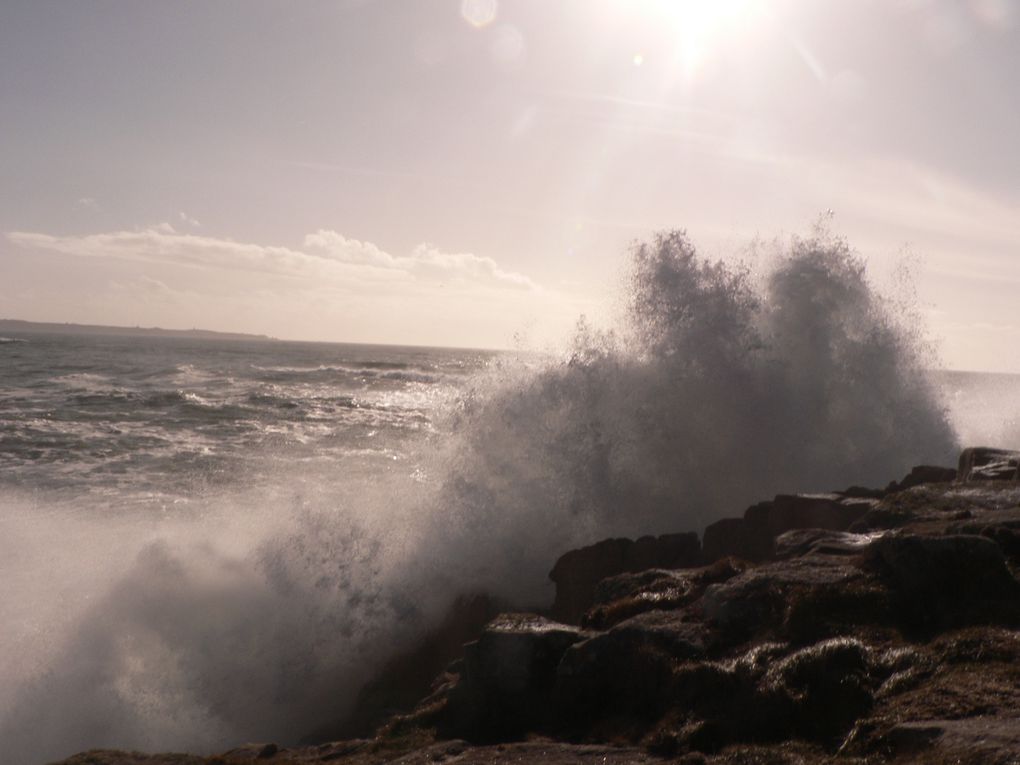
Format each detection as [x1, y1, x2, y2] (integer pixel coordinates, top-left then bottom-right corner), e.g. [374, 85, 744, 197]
[548, 533, 700, 624]
[417, 467, 1020, 760]
[52, 451, 1020, 765]
[436, 614, 585, 741]
[702, 493, 877, 563]
[958, 446, 1020, 481]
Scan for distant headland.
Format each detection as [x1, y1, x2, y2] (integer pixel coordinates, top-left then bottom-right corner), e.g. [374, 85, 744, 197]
[0, 318, 276, 342]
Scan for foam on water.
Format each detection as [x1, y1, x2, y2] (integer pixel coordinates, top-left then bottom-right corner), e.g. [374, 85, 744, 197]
[0, 228, 979, 763]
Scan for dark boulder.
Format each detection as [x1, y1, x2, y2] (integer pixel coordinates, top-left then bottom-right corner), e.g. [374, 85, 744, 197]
[885, 464, 957, 493]
[879, 717, 1020, 763]
[548, 533, 700, 624]
[583, 558, 746, 630]
[861, 533, 1020, 633]
[702, 495, 874, 565]
[554, 611, 709, 724]
[754, 494, 876, 536]
[438, 614, 585, 740]
[773, 529, 886, 560]
[700, 555, 868, 640]
[958, 447, 1020, 482]
[762, 637, 874, 743]
[701, 516, 772, 563]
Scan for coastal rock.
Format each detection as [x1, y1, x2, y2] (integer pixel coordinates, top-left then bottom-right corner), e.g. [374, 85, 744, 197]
[861, 533, 1020, 632]
[51, 448, 1020, 765]
[958, 447, 1020, 481]
[751, 493, 876, 536]
[884, 464, 957, 493]
[773, 528, 886, 560]
[548, 533, 700, 624]
[700, 554, 868, 639]
[762, 637, 874, 743]
[948, 509, 1020, 564]
[555, 611, 709, 724]
[437, 614, 584, 740]
[51, 754, 206, 765]
[583, 558, 745, 630]
[701, 516, 772, 563]
[702, 494, 874, 564]
[878, 718, 1020, 764]
[844, 627, 1020, 761]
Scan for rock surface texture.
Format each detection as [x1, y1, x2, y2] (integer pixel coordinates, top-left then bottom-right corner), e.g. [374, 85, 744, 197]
[51, 450, 1020, 765]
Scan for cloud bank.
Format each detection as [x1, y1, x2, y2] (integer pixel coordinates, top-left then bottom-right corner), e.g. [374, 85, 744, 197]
[3, 224, 585, 349]
[8, 226, 538, 293]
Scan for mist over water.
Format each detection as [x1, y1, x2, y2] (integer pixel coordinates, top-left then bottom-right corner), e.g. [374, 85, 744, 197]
[0, 229, 974, 764]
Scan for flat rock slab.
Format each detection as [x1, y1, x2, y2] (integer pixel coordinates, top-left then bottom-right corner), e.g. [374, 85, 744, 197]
[50, 742, 684, 765]
[50, 753, 207, 765]
[386, 741, 665, 765]
[885, 717, 1020, 764]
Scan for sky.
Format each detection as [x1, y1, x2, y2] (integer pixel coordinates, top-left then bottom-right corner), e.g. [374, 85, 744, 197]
[0, 0, 1018, 370]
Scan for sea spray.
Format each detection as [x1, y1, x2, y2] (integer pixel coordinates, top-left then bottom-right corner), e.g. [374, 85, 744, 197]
[0, 228, 959, 763]
[425, 228, 957, 566]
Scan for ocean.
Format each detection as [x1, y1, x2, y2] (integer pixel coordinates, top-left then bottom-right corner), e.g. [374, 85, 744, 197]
[2, 236, 1019, 764]
[0, 333, 496, 508]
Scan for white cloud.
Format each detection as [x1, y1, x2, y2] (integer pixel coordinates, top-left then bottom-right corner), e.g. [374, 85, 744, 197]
[178, 212, 201, 227]
[303, 230, 537, 290]
[302, 230, 397, 268]
[6, 226, 539, 293]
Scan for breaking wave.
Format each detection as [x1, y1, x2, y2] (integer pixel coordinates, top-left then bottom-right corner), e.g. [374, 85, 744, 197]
[0, 228, 958, 764]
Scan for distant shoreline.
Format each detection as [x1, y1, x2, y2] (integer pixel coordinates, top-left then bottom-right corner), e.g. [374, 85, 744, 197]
[0, 318, 276, 343]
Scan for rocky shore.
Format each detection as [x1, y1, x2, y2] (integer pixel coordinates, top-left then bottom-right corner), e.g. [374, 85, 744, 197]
[52, 447, 1020, 765]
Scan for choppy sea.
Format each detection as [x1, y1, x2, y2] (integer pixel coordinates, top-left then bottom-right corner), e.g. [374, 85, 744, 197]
[0, 333, 495, 509]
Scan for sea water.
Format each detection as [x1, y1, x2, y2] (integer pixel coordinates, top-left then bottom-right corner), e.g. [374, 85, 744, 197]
[1, 231, 1018, 763]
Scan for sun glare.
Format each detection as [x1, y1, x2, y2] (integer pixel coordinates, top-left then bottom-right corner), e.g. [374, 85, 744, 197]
[621, 0, 763, 78]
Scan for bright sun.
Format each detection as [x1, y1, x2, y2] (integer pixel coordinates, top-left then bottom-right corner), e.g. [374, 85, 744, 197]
[626, 0, 763, 77]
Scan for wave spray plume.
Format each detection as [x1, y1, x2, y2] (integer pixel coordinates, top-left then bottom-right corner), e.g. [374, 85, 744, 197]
[0, 227, 958, 763]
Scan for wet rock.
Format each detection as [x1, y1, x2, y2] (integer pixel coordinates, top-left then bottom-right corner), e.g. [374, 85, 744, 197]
[438, 614, 584, 740]
[555, 611, 708, 723]
[583, 558, 746, 630]
[840, 485, 887, 499]
[548, 533, 700, 624]
[51, 754, 206, 765]
[751, 493, 876, 537]
[700, 555, 867, 640]
[861, 533, 1020, 632]
[582, 569, 690, 630]
[701, 516, 772, 563]
[874, 717, 1020, 763]
[958, 447, 1020, 482]
[947, 509, 1020, 564]
[762, 637, 874, 743]
[773, 528, 886, 560]
[702, 494, 874, 564]
[885, 464, 957, 493]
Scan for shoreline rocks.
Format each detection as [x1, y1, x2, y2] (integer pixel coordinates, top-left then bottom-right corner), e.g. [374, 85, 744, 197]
[49, 447, 1020, 765]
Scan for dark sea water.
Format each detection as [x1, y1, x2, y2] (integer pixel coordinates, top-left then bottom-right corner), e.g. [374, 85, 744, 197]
[2, 235, 1019, 764]
[0, 333, 495, 508]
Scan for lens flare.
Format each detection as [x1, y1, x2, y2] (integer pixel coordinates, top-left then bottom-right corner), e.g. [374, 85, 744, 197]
[616, 0, 764, 78]
[461, 0, 497, 29]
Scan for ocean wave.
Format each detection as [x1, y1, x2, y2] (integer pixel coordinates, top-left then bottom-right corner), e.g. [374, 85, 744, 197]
[0, 227, 960, 764]
[52, 372, 119, 393]
[251, 363, 440, 385]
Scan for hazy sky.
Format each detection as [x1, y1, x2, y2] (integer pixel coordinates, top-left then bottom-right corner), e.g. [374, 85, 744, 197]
[1, 0, 1018, 370]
